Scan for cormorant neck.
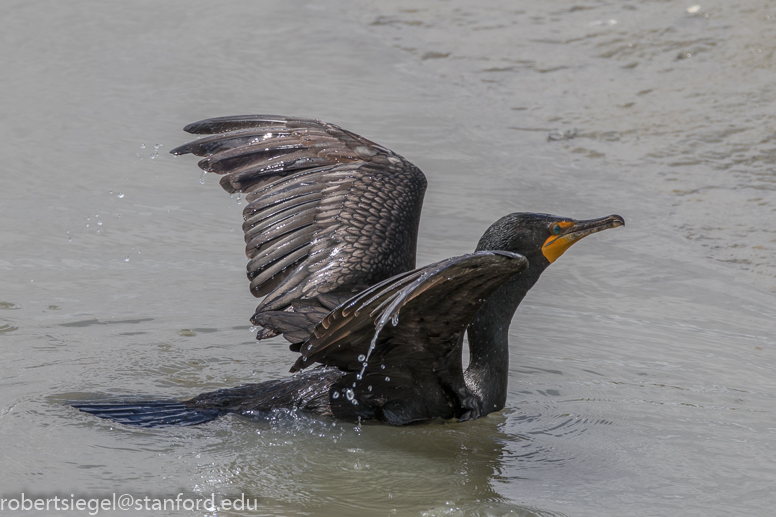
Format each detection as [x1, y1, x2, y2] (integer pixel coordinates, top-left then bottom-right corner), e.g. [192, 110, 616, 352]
[465, 263, 545, 414]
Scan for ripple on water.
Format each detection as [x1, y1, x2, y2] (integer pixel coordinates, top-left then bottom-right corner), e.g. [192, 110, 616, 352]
[180, 413, 565, 516]
[357, 0, 776, 291]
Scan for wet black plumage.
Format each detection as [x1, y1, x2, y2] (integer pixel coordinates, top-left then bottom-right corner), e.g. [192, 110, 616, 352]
[72, 115, 623, 427]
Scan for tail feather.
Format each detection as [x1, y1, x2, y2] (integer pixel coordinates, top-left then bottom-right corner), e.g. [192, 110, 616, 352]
[71, 400, 222, 427]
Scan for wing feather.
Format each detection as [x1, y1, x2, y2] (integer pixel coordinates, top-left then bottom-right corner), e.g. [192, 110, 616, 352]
[293, 251, 529, 424]
[293, 251, 529, 373]
[172, 115, 427, 343]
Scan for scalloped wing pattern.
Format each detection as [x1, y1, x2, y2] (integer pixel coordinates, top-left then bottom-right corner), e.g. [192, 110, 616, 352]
[171, 116, 427, 341]
[294, 251, 529, 373]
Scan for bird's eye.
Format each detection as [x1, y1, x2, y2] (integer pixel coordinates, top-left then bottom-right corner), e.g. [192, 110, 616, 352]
[552, 224, 561, 235]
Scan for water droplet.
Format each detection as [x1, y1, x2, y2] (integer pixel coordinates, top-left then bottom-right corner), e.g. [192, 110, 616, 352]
[249, 326, 257, 333]
[97, 220, 102, 226]
[307, 344, 313, 350]
[117, 192, 124, 198]
[385, 376, 390, 382]
[154, 144, 160, 150]
[352, 382, 357, 388]
[109, 190, 113, 195]
[356, 374, 362, 380]
[140, 144, 145, 149]
[199, 172, 205, 184]
[124, 256, 129, 262]
[345, 389, 355, 401]
[367, 385, 372, 392]
[380, 364, 386, 370]
[391, 313, 399, 326]
[357, 354, 366, 362]
[332, 392, 340, 399]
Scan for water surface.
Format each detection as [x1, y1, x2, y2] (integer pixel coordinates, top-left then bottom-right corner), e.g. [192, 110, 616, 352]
[1, 1, 774, 516]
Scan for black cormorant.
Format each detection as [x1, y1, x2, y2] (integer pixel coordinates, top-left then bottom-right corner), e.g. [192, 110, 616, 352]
[72, 116, 623, 427]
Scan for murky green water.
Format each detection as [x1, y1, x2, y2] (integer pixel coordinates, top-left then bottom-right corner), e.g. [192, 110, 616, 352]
[1, 1, 774, 516]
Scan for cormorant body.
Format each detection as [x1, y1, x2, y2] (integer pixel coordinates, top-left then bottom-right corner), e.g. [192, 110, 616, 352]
[72, 116, 623, 427]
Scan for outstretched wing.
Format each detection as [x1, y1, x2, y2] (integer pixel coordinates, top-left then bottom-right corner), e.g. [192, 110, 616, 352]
[171, 116, 427, 342]
[291, 251, 529, 425]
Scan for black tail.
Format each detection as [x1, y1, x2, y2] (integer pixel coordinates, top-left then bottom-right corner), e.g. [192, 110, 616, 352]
[71, 400, 222, 427]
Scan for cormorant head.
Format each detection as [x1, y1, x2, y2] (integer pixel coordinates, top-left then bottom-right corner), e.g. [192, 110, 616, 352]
[476, 212, 624, 270]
